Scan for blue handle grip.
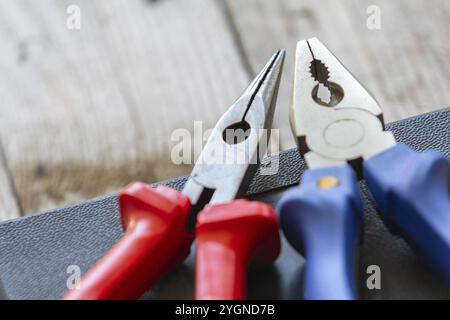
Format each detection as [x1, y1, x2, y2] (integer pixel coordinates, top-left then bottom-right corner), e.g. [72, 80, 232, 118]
[364, 143, 450, 283]
[277, 165, 363, 300]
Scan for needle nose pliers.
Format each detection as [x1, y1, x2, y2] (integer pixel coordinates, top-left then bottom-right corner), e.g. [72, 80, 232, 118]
[63, 50, 285, 300]
[277, 38, 450, 300]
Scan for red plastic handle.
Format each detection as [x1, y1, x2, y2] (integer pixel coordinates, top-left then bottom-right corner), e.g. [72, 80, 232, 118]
[195, 199, 280, 300]
[63, 182, 194, 300]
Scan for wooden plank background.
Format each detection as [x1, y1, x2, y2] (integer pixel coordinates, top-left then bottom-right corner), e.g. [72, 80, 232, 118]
[0, 0, 448, 220]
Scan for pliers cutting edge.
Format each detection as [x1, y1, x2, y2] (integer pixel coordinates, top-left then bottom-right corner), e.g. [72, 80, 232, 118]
[63, 50, 285, 300]
[277, 38, 450, 300]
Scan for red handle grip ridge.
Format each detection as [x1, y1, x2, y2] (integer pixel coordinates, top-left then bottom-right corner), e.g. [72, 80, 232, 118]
[63, 182, 194, 300]
[195, 199, 280, 300]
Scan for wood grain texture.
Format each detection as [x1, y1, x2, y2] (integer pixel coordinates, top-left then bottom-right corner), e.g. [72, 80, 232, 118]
[0, 144, 21, 220]
[224, 0, 450, 148]
[0, 0, 248, 218]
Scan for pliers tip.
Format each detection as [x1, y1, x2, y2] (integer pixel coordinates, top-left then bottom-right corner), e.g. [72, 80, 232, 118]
[244, 49, 285, 126]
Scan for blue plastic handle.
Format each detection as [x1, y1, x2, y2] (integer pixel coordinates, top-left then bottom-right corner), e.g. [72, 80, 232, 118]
[364, 143, 450, 283]
[277, 165, 363, 300]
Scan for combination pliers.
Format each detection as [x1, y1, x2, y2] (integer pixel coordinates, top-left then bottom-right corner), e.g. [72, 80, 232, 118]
[63, 50, 285, 300]
[277, 38, 450, 300]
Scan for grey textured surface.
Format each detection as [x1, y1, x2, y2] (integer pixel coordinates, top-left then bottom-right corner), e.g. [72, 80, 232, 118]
[0, 108, 449, 299]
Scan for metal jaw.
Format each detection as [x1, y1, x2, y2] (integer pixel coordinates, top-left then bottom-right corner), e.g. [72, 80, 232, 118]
[290, 38, 396, 171]
[182, 50, 285, 216]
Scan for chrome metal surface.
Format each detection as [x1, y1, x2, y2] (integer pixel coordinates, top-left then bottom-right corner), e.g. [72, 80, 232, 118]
[290, 38, 396, 170]
[182, 50, 285, 213]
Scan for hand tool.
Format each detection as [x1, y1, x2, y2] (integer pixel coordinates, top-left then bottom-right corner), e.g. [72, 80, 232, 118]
[277, 38, 450, 300]
[63, 50, 285, 300]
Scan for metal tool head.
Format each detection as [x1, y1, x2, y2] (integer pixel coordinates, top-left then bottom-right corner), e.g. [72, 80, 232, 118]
[290, 38, 396, 172]
[182, 50, 285, 224]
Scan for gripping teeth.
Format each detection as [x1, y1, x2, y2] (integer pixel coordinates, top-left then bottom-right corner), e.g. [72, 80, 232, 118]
[309, 59, 330, 85]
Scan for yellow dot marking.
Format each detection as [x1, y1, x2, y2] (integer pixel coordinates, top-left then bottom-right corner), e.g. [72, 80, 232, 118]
[317, 176, 340, 189]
